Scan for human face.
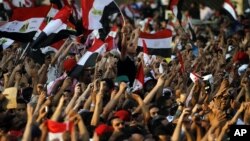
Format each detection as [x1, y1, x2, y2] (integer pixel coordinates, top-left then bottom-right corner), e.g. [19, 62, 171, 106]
[149, 107, 159, 118]
[213, 95, 230, 111]
[111, 118, 125, 133]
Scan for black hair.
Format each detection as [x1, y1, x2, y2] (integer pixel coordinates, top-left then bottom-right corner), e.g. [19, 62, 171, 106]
[144, 79, 157, 93]
[101, 78, 114, 90]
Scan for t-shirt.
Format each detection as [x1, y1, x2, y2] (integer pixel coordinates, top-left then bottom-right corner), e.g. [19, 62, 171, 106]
[117, 56, 136, 87]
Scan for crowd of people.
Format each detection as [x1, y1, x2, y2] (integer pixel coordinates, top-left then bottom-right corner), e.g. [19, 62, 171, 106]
[1, 0, 250, 141]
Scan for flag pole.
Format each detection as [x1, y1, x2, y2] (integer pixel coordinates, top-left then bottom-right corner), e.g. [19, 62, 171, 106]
[16, 42, 30, 64]
[113, 1, 126, 26]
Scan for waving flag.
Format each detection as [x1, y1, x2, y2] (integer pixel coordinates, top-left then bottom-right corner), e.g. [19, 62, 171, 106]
[0, 5, 52, 42]
[81, 0, 120, 30]
[30, 5, 76, 49]
[138, 29, 172, 57]
[47, 120, 73, 141]
[169, 0, 184, 22]
[105, 25, 118, 51]
[69, 38, 107, 77]
[132, 63, 144, 92]
[223, 0, 237, 20]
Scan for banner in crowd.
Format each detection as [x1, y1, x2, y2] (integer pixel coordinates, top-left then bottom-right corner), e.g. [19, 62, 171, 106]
[138, 29, 172, 57]
[0, 5, 53, 42]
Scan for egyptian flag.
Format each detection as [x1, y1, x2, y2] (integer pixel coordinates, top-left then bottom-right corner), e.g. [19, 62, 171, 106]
[105, 25, 118, 51]
[69, 38, 107, 77]
[132, 63, 144, 92]
[81, 0, 120, 30]
[138, 29, 172, 57]
[169, 0, 184, 23]
[0, 5, 52, 42]
[189, 72, 201, 83]
[47, 120, 73, 141]
[223, 0, 237, 20]
[121, 4, 140, 20]
[30, 5, 75, 49]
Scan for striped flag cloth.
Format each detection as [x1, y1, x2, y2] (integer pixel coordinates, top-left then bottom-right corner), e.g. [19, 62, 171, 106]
[30, 5, 76, 49]
[0, 5, 52, 42]
[132, 62, 144, 92]
[169, 0, 184, 22]
[81, 0, 120, 30]
[69, 38, 107, 77]
[105, 25, 118, 51]
[47, 120, 73, 141]
[223, 0, 237, 20]
[138, 29, 172, 57]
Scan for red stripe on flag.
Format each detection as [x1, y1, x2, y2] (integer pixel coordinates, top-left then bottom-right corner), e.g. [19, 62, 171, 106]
[139, 29, 172, 39]
[142, 40, 149, 54]
[170, 0, 179, 10]
[47, 120, 73, 133]
[53, 6, 72, 23]
[88, 38, 105, 52]
[11, 6, 51, 21]
[82, 0, 94, 29]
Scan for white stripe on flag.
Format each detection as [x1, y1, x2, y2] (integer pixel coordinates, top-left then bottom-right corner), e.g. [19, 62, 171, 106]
[0, 38, 14, 49]
[77, 43, 106, 66]
[88, 0, 113, 29]
[0, 18, 44, 33]
[138, 38, 172, 49]
[48, 132, 64, 141]
[43, 19, 63, 35]
[223, 2, 237, 20]
[132, 79, 143, 92]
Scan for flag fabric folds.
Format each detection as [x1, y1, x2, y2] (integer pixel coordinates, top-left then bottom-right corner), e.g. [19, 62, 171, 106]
[0, 5, 52, 42]
[169, 0, 184, 22]
[47, 120, 73, 141]
[223, 0, 237, 20]
[138, 29, 172, 57]
[81, 0, 120, 30]
[132, 63, 144, 92]
[105, 25, 118, 51]
[0, 37, 14, 50]
[30, 5, 75, 49]
[69, 38, 107, 77]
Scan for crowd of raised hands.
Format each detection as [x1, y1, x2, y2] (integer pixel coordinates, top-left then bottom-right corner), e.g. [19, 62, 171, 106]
[1, 11, 250, 141]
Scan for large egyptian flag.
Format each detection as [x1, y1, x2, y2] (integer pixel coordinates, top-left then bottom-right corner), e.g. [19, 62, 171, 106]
[30, 5, 76, 49]
[138, 29, 172, 57]
[69, 38, 107, 77]
[223, 0, 237, 20]
[81, 0, 120, 30]
[0, 5, 52, 42]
